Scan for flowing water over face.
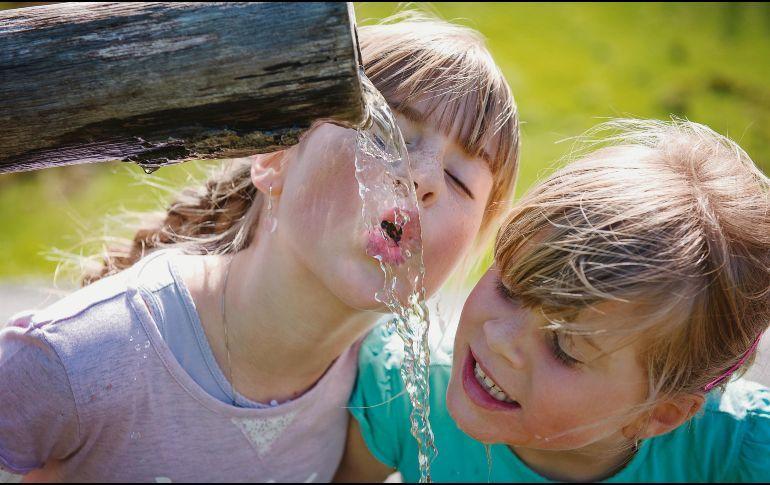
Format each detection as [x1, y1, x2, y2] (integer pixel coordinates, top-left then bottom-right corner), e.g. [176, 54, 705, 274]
[354, 70, 437, 482]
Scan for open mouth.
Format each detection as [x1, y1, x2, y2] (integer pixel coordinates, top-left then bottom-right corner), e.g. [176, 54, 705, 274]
[365, 208, 419, 266]
[462, 350, 521, 411]
[474, 362, 517, 404]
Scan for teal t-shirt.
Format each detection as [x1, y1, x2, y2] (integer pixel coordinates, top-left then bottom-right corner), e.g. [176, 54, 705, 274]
[349, 325, 770, 483]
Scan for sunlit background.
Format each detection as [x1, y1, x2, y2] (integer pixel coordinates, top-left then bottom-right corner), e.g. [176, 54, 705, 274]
[2, 2, 768, 279]
[1, 3, 768, 321]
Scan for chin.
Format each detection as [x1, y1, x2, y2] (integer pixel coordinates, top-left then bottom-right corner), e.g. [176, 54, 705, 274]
[446, 376, 495, 444]
[448, 372, 528, 446]
[448, 406, 500, 444]
[340, 289, 386, 312]
[336, 262, 430, 312]
[327, 271, 388, 312]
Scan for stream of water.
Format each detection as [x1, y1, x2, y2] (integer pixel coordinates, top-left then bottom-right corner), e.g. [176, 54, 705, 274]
[354, 70, 437, 482]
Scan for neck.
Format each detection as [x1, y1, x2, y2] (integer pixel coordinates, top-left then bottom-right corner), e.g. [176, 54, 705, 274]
[510, 436, 639, 482]
[207, 233, 380, 404]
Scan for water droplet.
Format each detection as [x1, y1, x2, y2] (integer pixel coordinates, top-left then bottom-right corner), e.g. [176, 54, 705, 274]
[135, 344, 141, 351]
[144, 341, 150, 348]
[140, 163, 161, 174]
[143, 354, 148, 359]
[130, 431, 142, 440]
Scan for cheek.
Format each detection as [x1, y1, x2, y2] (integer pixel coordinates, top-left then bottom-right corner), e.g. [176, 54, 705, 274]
[283, 134, 361, 236]
[419, 204, 482, 292]
[523, 364, 635, 447]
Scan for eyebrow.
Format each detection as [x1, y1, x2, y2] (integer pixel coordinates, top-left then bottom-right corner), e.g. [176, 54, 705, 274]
[394, 105, 494, 164]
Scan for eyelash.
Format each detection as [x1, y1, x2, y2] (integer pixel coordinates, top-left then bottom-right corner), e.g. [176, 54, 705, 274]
[445, 170, 474, 199]
[549, 332, 581, 368]
[496, 280, 515, 301]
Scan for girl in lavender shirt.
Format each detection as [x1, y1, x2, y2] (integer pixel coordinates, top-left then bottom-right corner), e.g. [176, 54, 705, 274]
[0, 14, 519, 483]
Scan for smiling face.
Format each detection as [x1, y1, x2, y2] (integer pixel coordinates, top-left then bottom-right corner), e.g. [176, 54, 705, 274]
[446, 265, 651, 451]
[265, 100, 495, 311]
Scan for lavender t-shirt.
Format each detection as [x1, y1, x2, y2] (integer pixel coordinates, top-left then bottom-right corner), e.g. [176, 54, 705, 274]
[0, 252, 361, 482]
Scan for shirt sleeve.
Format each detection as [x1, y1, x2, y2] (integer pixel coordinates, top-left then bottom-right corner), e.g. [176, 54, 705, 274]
[0, 312, 80, 474]
[733, 384, 770, 482]
[347, 324, 412, 469]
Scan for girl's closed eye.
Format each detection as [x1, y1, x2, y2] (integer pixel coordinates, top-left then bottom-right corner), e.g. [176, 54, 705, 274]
[549, 331, 582, 368]
[397, 114, 420, 148]
[403, 129, 419, 148]
[445, 169, 474, 199]
[496, 279, 518, 302]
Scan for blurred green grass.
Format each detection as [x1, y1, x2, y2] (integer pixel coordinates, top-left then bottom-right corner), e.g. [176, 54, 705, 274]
[1, 2, 769, 278]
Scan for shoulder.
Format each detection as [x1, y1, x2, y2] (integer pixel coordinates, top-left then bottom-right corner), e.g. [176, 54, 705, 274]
[9, 268, 137, 377]
[23, 269, 136, 357]
[358, 321, 453, 384]
[354, 321, 454, 426]
[351, 323, 451, 468]
[26, 268, 130, 327]
[708, 378, 770, 419]
[358, 323, 407, 377]
[708, 379, 770, 481]
[647, 379, 770, 481]
[700, 378, 770, 447]
[354, 323, 410, 418]
[5, 252, 177, 411]
[0, 312, 81, 473]
[23, 249, 180, 351]
[4, 272, 134, 411]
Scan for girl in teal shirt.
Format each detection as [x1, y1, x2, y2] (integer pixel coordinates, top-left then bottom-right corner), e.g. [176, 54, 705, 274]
[337, 119, 770, 482]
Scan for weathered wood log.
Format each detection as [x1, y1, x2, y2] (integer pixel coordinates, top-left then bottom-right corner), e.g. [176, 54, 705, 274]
[0, 2, 365, 174]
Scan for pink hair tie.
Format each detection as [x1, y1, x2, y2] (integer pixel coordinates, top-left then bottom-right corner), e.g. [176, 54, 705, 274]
[704, 332, 764, 392]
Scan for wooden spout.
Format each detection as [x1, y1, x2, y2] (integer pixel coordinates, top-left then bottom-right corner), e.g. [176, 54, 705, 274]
[0, 2, 366, 173]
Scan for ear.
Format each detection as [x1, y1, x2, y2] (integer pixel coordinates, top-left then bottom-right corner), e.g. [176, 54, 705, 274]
[249, 151, 288, 196]
[623, 393, 705, 440]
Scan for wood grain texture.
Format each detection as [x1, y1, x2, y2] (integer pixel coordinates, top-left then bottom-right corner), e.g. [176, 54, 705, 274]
[0, 2, 365, 173]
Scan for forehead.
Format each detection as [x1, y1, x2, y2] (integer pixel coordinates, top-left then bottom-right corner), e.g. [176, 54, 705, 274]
[390, 94, 499, 166]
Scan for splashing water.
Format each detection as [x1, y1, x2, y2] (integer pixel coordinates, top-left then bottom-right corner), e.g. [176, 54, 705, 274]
[354, 70, 437, 482]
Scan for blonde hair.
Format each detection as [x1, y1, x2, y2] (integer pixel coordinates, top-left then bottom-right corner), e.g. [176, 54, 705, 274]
[495, 118, 769, 405]
[80, 13, 519, 285]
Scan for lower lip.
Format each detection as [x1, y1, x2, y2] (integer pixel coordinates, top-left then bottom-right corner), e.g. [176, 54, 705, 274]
[462, 350, 521, 412]
[364, 208, 420, 266]
[366, 230, 406, 266]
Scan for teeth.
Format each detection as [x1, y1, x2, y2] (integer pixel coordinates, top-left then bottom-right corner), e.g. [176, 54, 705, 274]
[474, 362, 517, 404]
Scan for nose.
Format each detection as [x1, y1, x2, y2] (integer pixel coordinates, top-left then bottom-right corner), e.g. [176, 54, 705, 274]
[483, 318, 527, 370]
[409, 136, 447, 208]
